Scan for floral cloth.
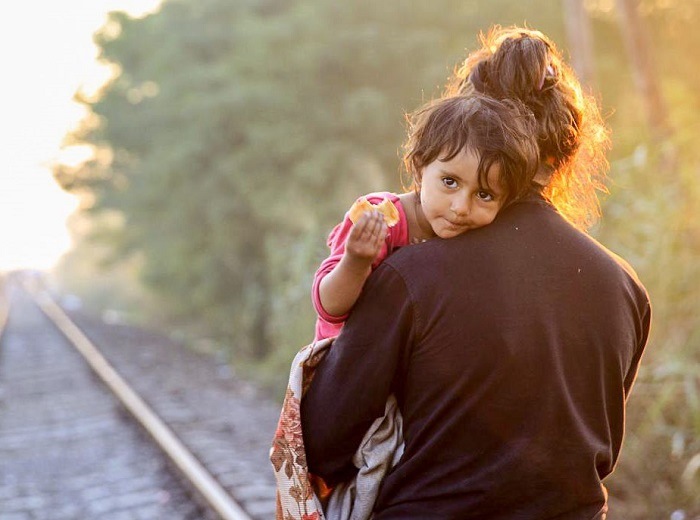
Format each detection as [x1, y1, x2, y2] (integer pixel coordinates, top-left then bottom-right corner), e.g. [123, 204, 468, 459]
[271, 338, 404, 520]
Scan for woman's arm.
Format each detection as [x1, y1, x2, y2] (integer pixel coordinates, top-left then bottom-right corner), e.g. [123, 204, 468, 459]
[303, 262, 413, 484]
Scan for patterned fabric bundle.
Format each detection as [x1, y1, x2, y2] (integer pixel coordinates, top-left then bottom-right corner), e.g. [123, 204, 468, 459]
[270, 338, 404, 520]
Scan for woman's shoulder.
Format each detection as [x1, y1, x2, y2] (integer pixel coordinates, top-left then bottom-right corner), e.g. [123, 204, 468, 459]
[582, 233, 649, 296]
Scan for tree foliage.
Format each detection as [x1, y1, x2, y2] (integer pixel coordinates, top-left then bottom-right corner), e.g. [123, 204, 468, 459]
[53, 0, 700, 515]
[55, 0, 567, 357]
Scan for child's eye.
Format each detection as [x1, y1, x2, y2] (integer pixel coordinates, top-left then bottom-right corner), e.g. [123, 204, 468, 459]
[477, 190, 495, 201]
[442, 177, 458, 189]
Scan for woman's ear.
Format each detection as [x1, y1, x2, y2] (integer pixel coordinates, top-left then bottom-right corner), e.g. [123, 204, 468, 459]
[532, 163, 553, 186]
[533, 156, 557, 185]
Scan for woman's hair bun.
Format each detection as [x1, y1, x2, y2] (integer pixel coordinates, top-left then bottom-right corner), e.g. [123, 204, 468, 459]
[468, 61, 489, 93]
[489, 35, 551, 99]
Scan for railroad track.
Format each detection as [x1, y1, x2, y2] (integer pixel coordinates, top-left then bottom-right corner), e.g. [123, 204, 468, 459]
[0, 273, 279, 519]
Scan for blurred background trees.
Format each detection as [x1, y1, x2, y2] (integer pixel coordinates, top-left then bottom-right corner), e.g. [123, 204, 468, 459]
[52, 0, 699, 516]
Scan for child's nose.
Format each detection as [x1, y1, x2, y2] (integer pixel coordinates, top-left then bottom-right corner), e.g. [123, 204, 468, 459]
[450, 195, 471, 217]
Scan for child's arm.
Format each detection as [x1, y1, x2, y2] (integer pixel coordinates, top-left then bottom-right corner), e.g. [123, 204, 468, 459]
[318, 210, 388, 317]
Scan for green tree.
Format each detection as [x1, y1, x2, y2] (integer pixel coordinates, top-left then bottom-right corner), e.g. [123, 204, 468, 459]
[55, 0, 568, 358]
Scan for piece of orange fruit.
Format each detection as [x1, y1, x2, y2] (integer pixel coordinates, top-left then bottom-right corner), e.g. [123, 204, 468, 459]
[348, 197, 399, 227]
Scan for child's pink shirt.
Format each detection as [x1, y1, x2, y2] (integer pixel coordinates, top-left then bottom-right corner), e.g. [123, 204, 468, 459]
[312, 192, 410, 341]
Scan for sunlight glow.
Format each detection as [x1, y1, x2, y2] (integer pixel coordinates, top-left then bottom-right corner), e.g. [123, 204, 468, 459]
[57, 145, 97, 169]
[0, 0, 162, 272]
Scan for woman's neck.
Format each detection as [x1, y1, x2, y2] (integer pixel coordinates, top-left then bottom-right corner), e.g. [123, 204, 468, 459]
[398, 191, 435, 244]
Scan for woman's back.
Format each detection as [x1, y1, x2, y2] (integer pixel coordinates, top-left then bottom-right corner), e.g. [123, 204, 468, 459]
[337, 193, 650, 519]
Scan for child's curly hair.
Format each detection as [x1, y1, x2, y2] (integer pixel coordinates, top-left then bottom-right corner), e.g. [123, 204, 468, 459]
[403, 94, 540, 208]
[445, 25, 611, 230]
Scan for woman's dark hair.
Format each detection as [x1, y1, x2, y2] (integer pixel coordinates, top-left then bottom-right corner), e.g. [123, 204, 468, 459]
[403, 94, 539, 207]
[445, 26, 610, 230]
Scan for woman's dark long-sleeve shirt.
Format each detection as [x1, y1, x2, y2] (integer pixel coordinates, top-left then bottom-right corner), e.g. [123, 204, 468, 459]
[301, 194, 651, 520]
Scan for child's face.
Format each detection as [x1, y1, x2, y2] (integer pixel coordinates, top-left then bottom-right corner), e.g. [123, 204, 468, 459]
[419, 148, 506, 239]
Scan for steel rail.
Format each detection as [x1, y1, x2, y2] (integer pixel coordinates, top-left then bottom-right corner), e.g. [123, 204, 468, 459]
[0, 275, 9, 341]
[25, 281, 252, 520]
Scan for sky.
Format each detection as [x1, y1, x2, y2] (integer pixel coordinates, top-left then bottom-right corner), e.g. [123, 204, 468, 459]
[0, 1, 162, 272]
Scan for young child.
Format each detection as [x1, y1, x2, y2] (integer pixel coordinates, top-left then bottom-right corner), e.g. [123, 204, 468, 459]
[311, 28, 611, 343]
[312, 94, 539, 341]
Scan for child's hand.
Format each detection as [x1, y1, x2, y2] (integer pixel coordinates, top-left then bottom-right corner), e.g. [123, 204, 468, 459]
[344, 211, 388, 266]
[318, 210, 388, 316]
